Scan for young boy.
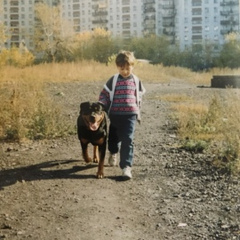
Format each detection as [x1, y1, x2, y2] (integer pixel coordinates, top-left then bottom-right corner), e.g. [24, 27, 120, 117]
[99, 51, 146, 180]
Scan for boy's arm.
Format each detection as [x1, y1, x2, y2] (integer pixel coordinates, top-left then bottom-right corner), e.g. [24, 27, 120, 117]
[98, 76, 114, 113]
[98, 88, 110, 112]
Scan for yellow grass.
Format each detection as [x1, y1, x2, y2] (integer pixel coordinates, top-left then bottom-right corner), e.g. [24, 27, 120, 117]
[157, 93, 192, 102]
[1, 62, 240, 173]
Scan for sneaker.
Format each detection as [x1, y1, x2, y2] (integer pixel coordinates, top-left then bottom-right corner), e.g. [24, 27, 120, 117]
[122, 166, 132, 180]
[108, 153, 117, 166]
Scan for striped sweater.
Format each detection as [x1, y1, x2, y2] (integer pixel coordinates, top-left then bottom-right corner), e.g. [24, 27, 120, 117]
[99, 74, 146, 117]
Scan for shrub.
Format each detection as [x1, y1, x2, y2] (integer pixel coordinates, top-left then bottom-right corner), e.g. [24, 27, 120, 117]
[173, 91, 240, 174]
[0, 47, 35, 68]
[0, 79, 73, 141]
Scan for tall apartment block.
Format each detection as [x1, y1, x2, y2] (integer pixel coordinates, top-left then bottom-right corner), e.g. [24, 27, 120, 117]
[0, 0, 59, 50]
[61, 0, 142, 38]
[0, 0, 239, 52]
[142, 0, 240, 50]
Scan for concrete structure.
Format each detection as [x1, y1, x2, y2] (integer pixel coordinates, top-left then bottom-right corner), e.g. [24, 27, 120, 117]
[0, 0, 239, 52]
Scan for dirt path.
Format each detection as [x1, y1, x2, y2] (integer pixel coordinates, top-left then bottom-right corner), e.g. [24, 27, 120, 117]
[0, 81, 239, 240]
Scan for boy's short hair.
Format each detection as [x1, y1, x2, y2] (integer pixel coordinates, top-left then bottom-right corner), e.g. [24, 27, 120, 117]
[115, 51, 135, 67]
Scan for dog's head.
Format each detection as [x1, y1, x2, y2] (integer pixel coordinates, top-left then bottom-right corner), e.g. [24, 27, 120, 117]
[80, 102, 105, 131]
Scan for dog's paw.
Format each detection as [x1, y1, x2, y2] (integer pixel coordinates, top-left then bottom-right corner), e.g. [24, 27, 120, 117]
[93, 157, 99, 163]
[96, 171, 104, 179]
[84, 157, 92, 163]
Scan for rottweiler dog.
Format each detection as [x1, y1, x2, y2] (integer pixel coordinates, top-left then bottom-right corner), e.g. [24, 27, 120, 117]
[77, 101, 107, 178]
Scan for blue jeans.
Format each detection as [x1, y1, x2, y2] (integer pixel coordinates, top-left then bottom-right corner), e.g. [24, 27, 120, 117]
[108, 114, 137, 169]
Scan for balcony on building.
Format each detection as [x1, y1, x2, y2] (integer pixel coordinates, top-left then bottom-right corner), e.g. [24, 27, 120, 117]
[192, 0, 202, 7]
[192, 9, 202, 16]
[162, 4, 175, 9]
[220, 1, 239, 6]
[162, 20, 175, 27]
[144, 21, 156, 28]
[122, 23, 130, 29]
[220, 29, 231, 34]
[220, 19, 238, 25]
[10, 0, 18, 6]
[220, 10, 230, 16]
[192, 26, 202, 34]
[144, 7, 156, 13]
[144, 0, 155, 3]
[144, 15, 156, 21]
[122, 6, 130, 13]
[192, 17, 202, 25]
[122, 0, 130, 5]
[9, 7, 18, 13]
[73, 12, 80, 18]
[162, 11, 175, 18]
[192, 35, 202, 40]
[163, 28, 175, 36]
[73, 4, 80, 10]
[92, 19, 108, 24]
[12, 28, 19, 34]
[10, 14, 19, 20]
[122, 16, 130, 22]
[93, 11, 108, 17]
[11, 35, 19, 41]
[10, 21, 19, 27]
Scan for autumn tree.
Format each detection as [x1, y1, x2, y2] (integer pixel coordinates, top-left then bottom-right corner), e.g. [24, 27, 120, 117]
[34, 3, 74, 62]
[217, 33, 240, 68]
[128, 35, 171, 64]
[73, 28, 116, 63]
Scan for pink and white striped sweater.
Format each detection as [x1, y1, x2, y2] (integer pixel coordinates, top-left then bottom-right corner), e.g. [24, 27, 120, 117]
[99, 74, 146, 118]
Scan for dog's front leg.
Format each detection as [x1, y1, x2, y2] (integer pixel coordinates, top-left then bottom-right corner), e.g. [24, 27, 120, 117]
[80, 140, 92, 163]
[93, 146, 99, 163]
[96, 142, 106, 179]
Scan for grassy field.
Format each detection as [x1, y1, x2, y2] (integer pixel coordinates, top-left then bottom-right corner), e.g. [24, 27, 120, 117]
[0, 62, 240, 173]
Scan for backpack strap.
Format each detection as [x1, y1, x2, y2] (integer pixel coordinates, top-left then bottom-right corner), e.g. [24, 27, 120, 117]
[109, 73, 119, 102]
[105, 73, 118, 115]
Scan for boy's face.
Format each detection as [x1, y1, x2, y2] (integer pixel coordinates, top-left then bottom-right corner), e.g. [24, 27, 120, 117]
[117, 64, 134, 78]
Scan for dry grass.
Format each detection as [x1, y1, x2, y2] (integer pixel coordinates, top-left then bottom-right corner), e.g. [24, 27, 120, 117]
[156, 93, 192, 102]
[0, 61, 116, 83]
[172, 91, 240, 174]
[1, 62, 240, 173]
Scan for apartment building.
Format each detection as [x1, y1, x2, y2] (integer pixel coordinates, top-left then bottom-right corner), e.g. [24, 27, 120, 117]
[0, 0, 239, 52]
[1, 0, 35, 50]
[60, 0, 142, 38]
[107, 0, 142, 38]
[175, 0, 240, 50]
[1, 0, 59, 50]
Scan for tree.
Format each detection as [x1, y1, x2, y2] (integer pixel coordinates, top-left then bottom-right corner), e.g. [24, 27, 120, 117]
[73, 28, 115, 63]
[34, 3, 74, 62]
[217, 33, 240, 68]
[89, 28, 115, 63]
[129, 35, 171, 64]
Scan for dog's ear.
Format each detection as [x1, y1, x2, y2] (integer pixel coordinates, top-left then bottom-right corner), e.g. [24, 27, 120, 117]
[97, 101, 106, 112]
[80, 101, 90, 114]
